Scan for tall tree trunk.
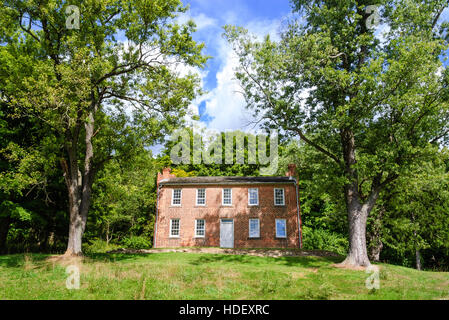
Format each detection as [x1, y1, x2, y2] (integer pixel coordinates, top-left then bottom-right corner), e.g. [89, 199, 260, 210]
[106, 221, 111, 245]
[62, 99, 97, 256]
[340, 186, 372, 267]
[340, 185, 381, 268]
[416, 249, 422, 271]
[63, 155, 85, 256]
[411, 213, 422, 270]
[67, 208, 84, 255]
[339, 128, 380, 267]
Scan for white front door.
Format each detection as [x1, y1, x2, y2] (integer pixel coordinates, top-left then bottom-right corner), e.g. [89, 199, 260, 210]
[220, 219, 234, 248]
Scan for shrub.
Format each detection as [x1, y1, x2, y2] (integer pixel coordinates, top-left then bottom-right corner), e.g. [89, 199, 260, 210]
[302, 226, 348, 256]
[83, 238, 120, 254]
[121, 236, 151, 249]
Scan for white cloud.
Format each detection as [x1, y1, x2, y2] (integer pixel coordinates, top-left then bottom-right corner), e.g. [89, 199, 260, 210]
[201, 39, 247, 131]
[192, 13, 218, 30]
[177, 12, 218, 31]
[198, 18, 282, 132]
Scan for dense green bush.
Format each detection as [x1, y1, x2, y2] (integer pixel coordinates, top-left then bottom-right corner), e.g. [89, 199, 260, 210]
[120, 236, 151, 250]
[83, 239, 120, 254]
[302, 226, 348, 256]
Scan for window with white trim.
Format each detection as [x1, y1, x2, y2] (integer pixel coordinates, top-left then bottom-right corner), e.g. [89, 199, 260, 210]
[172, 189, 182, 206]
[275, 219, 287, 238]
[249, 219, 260, 238]
[248, 188, 259, 206]
[274, 188, 285, 206]
[170, 219, 180, 237]
[222, 188, 232, 205]
[196, 188, 206, 206]
[195, 219, 205, 237]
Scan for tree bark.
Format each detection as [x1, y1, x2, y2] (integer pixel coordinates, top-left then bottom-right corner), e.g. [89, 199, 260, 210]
[341, 186, 381, 267]
[411, 213, 422, 270]
[340, 188, 372, 267]
[416, 249, 422, 271]
[339, 128, 380, 267]
[62, 99, 97, 256]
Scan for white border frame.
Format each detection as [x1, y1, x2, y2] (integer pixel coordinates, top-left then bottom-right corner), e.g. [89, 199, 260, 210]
[194, 219, 206, 238]
[169, 218, 180, 238]
[248, 188, 259, 206]
[222, 188, 233, 206]
[171, 189, 182, 206]
[274, 188, 285, 206]
[275, 219, 287, 238]
[248, 218, 260, 238]
[196, 188, 206, 206]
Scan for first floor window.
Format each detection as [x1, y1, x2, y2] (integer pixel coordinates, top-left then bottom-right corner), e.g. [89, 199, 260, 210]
[172, 189, 182, 206]
[274, 188, 285, 206]
[249, 219, 260, 238]
[196, 188, 206, 206]
[248, 188, 259, 206]
[275, 219, 287, 238]
[223, 188, 232, 205]
[195, 219, 206, 237]
[170, 219, 180, 237]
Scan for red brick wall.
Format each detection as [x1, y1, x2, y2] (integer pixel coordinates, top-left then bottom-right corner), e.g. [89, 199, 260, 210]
[154, 184, 301, 248]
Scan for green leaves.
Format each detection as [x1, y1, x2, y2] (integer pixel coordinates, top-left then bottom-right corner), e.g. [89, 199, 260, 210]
[89, 150, 157, 243]
[0, 201, 32, 221]
[380, 151, 449, 265]
[0, 0, 208, 253]
[225, 0, 449, 196]
[225, 1, 449, 265]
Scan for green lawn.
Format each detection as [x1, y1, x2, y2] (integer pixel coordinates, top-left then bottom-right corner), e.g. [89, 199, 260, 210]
[0, 252, 448, 300]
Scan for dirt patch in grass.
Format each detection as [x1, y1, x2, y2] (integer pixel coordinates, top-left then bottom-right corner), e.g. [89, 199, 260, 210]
[289, 271, 307, 279]
[331, 263, 367, 271]
[107, 247, 342, 258]
[45, 254, 85, 271]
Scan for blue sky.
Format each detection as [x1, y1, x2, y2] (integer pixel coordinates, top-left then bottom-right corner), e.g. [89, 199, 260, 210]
[184, 0, 292, 92]
[177, 0, 293, 132]
[149, 1, 448, 154]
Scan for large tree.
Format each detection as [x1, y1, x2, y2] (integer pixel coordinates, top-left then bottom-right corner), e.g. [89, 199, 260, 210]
[0, 0, 207, 255]
[225, 0, 449, 267]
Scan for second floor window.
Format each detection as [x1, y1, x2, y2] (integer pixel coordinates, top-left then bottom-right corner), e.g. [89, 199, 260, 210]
[222, 188, 232, 205]
[172, 189, 182, 206]
[274, 188, 285, 206]
[248, 188, 259, 206]
[196, 188, 206, 206]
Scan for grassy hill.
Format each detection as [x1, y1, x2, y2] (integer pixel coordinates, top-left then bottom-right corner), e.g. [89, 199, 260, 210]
[0, 252, 448, 300]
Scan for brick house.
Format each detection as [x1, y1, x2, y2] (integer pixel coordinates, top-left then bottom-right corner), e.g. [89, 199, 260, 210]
[153, 165, 302, 249]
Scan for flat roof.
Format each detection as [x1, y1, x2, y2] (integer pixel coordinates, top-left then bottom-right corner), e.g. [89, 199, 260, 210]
[159, 176, 296, 186]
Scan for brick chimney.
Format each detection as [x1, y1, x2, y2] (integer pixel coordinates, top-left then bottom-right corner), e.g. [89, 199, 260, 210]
[285, 163, 297, 179]
[157, 167, 176, 188]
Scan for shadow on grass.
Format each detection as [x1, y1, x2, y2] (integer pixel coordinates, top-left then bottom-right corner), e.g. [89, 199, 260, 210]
[0, 254, 49, 268]
[0, 252, 345, 271]
[0, 253, 150, 267]
[85, 252, 152, 263]
[188, 253, 344, 268]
